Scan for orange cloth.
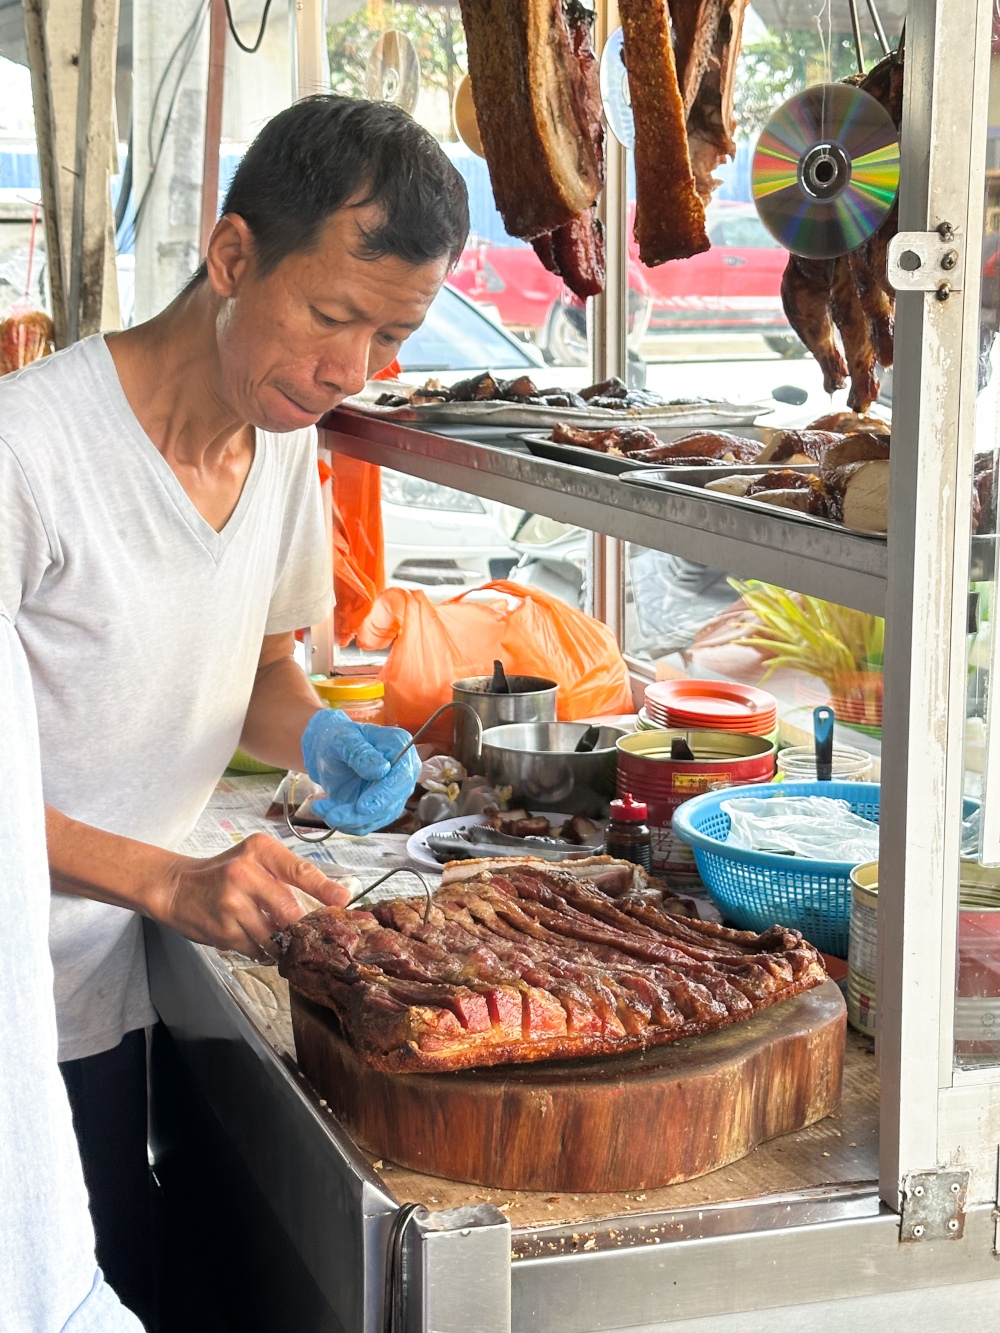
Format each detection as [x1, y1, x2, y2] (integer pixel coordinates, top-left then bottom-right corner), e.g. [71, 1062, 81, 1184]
[331, 455, 384, 646]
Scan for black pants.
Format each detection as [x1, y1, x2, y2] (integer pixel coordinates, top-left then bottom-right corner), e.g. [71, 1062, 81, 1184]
[60, 1027, 154, 1328]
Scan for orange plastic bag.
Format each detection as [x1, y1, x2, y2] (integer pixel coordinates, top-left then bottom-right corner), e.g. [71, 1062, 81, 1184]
[331, 454, 385, 645]
[357, 581, 635, 733]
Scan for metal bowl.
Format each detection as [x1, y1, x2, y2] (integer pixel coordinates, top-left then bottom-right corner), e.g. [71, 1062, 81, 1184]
[481, 721, 627, 816]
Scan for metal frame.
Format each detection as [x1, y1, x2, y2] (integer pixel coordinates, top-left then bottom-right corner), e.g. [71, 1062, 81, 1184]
[321, 413, 888, 615]
[877, 0, 998, 1207]
[148, 926, 1000, 1333]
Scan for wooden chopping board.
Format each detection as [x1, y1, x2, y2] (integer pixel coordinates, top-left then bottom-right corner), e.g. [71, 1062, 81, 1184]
[291, 980, 846, 1193]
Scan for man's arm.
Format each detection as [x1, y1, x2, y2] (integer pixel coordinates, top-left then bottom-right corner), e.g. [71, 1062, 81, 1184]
[238, 631, 324, 771]
[45, 808, 348, 958]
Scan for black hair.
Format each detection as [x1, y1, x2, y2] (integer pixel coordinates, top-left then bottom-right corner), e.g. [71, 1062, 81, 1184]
[190, 94, 469, 284]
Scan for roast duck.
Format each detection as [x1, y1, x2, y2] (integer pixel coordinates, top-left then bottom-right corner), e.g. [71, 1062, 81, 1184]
[458, 0, 750, 297]
[780, 48, 904, 413]
[277, 857, 827, 1074]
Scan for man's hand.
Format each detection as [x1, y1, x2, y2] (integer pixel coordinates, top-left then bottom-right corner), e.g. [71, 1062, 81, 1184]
[156, 834, 351, 959]
[46, 809, 350, 962]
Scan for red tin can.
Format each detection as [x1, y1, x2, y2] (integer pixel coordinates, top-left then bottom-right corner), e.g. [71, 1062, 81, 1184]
[616, 729, 776, 876]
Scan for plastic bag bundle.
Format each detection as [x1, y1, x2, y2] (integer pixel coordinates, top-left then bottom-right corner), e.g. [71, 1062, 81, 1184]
[721, 795, 880, 863]
[357, 580, 635, 734]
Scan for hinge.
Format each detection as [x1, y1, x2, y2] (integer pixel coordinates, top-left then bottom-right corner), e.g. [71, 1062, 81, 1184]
[887, 222, 965, 299]
[899, 1169, 969, 1241]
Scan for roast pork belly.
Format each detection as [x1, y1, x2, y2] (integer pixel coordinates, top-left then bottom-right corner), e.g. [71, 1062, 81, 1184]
[684, 0, 750, 203]
[278, 857, 827, 1074]
[618, 0, 709, 264]
[459, 0, 603, 240]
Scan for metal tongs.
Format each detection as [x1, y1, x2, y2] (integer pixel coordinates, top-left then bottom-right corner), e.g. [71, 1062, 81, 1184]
[282, 700, 484, 843]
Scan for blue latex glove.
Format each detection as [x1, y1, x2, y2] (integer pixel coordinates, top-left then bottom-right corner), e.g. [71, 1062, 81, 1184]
[301, 709, 421, 836]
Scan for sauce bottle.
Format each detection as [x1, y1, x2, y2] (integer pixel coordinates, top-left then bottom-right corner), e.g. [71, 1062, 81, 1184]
[605, 793, 652, 870]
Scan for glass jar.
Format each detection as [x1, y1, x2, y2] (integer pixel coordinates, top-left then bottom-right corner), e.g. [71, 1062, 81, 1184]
[776, 744, 873, 782]
[313, 677, 386, 725]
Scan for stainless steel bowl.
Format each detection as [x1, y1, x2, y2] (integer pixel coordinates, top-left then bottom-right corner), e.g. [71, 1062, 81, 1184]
[452, 675, 558, 774]
[481, 721, 627, 816]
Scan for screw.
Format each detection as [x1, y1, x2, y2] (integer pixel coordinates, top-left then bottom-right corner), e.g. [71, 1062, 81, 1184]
[913, 1224, 925, 1238]
[937, 221, 955, 240]
[914, 1186, 925, 1197]
[936, 282, 951, 301]
[948, 1219, 960, 1231]
[941, 249, 959, 271]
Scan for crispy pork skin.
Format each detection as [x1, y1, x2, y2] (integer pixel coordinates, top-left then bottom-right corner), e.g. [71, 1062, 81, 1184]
[619, 0, 709, 264]
[278, 857, 827, 1073]
[459, 0, 603, 239]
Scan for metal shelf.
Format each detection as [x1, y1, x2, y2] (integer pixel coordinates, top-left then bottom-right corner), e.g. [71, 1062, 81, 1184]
[322, 410, 888, 616]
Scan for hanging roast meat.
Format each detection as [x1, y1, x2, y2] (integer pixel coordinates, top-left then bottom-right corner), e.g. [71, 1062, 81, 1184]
[460, 0, 606, 299]
[779, 45, 904, 412]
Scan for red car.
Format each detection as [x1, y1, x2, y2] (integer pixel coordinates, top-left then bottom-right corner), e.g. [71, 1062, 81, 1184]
[449, 200, 801, 361]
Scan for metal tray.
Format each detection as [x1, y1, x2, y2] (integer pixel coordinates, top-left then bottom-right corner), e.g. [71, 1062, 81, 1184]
[622, 465, 889, 540]
[519, 428, 773, 476]
[340, 395, 771, 430]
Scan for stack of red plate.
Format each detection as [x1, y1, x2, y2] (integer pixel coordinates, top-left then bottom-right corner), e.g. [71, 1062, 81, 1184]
[644, 680, 778, 737]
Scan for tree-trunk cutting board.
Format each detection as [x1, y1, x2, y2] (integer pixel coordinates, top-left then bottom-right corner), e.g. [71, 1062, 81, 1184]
[290, 979, 846, 1193]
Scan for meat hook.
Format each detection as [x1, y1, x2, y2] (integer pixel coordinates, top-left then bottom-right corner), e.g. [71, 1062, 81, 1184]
[847, 0, 866, 75]
[865, 0, 889, 56]
[282, 700, 484, 843]
[346, 866, 435, 924]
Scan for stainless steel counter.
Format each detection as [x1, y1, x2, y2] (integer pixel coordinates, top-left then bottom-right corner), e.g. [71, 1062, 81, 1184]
[320, 410, 888, 616]
[147, 924, 1000, 1333]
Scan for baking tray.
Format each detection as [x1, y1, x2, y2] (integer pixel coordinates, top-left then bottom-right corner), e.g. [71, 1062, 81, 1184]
[340, 394, 772, 430]
[519, 428, 773, 477]
[622, 464, 888, 540]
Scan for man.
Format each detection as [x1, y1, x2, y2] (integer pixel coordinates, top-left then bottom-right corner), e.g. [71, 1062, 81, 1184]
[0, 603, 143, 1332]
[0, 95, 468, 1321]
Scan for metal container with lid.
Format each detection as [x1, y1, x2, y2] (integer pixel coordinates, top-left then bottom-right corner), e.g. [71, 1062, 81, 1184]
[452, 674, 558, 773]
[616, 729, 777, 874]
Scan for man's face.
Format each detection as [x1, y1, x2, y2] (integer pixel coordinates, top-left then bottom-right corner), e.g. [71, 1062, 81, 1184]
[210, 204, 449, 431]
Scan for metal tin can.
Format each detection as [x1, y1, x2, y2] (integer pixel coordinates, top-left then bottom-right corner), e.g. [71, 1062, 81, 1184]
[848, 861, 878, 1034]
[615, 730, 776, 875]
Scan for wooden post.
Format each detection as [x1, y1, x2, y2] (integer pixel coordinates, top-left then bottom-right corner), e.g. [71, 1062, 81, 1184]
[22, 0, 76, 347]
[68, 0, 120, 340]
[200, 0, 228, 259]
[23, 0, 120, 345]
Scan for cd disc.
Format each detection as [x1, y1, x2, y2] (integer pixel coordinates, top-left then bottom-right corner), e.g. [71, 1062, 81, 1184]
[365, 31, 421, 115]
[751, 83, 899, 259]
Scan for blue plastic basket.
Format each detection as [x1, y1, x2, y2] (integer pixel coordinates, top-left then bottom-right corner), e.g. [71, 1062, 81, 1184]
[670, 781, 882, 957]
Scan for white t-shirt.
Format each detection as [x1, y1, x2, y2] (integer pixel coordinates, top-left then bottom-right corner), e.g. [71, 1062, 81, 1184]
[0, 335, 333, 1062]
[0, 605, 144, 1332]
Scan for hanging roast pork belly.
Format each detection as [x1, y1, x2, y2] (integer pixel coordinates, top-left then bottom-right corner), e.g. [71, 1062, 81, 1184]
[459, 0, 606, 298]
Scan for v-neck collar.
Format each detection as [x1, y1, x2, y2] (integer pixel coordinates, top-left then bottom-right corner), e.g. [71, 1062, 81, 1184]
[92, 335, 265, 562]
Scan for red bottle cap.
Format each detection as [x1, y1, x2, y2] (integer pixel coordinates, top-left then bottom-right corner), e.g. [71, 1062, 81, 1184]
[609, 793, 648, 822]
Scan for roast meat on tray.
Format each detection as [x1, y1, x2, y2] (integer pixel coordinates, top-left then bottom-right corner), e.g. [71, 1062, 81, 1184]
[277, 857, 827, 1074]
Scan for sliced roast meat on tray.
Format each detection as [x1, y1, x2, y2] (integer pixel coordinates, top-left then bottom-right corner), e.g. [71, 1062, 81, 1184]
[277, 857, 828, 1074]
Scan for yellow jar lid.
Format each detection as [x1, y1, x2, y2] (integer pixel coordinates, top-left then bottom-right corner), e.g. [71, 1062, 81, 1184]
[314, 677, 385, 704]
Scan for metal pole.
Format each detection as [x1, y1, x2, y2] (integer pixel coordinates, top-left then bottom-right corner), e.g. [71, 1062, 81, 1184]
[588, 0, 626, 644]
